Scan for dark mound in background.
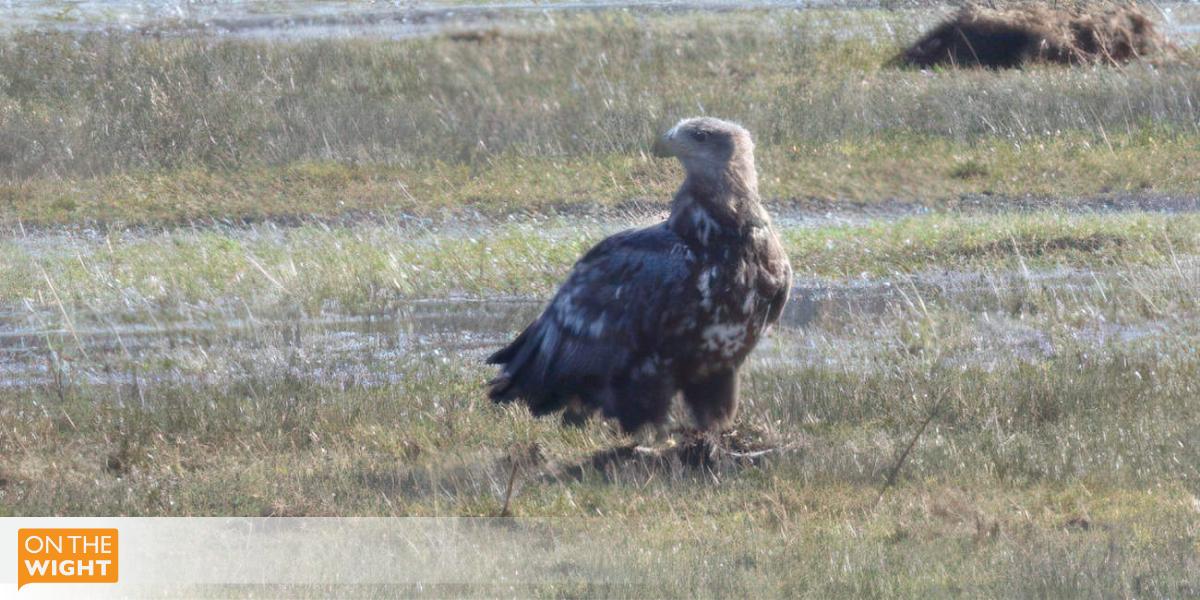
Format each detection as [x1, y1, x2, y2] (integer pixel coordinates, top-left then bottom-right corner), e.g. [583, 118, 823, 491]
[897, 3, 1173, 68]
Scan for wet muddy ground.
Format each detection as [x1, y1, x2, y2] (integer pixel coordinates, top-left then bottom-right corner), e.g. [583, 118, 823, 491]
[4, 194, 1197, 413]
[3, 188, 1198, 379]
[2, 254, 1192, 394]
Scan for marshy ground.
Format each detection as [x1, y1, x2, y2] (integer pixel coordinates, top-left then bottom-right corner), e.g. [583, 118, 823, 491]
[3, 1, 1200, 596]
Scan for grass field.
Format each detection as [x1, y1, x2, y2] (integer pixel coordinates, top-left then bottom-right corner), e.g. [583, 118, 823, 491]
[3, 3, 1200, 597]
[2, 10, 1200, 225]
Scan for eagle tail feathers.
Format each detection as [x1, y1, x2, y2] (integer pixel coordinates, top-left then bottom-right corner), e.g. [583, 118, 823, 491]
[487, 320, 550, 406]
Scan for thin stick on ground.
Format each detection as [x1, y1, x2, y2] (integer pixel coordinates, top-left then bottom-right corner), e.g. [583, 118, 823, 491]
[498, 459, 519, 517]
[874, 391, 945, 509]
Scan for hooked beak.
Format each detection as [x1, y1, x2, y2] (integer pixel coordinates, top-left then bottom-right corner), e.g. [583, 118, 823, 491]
[651, 136, 673, 158]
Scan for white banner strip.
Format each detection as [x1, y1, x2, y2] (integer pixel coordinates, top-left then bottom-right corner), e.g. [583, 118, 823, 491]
[2, 517, 657, 598]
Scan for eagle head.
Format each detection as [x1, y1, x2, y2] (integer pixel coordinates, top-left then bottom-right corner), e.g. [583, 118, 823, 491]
[653, 117, 758, 199]
[653, 117, 753, 168]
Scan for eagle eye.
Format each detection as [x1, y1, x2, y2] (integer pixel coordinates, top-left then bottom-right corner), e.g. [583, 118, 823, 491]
[690, 130, 709, 143]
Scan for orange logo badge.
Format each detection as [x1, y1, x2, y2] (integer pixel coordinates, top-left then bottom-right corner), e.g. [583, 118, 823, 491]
[17, 528, 118, 590]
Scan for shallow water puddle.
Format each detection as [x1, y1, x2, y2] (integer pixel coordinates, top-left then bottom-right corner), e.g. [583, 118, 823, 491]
[0, 298, 540, 389]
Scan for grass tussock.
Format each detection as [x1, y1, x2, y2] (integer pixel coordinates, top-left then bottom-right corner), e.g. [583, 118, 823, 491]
[899, 3, 1175, 68]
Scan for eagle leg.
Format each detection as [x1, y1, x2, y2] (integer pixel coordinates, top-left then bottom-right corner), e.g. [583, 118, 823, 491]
[682, 369, 739, 432]
[560, 397, 596, 428]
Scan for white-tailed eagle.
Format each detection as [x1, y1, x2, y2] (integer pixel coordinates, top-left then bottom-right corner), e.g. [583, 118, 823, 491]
[487, 117, 792, 432]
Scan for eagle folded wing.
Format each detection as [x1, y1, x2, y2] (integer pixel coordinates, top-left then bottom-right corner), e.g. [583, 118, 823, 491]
[763, 261, 792, 332]
[487, 225, 693, 414]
